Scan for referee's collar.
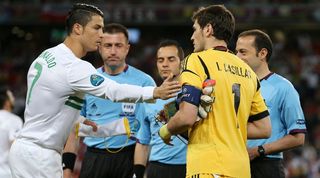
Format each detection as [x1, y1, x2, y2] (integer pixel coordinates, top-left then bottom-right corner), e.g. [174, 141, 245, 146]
[260, 72, 274, 81]
[101, 64, 129, 76]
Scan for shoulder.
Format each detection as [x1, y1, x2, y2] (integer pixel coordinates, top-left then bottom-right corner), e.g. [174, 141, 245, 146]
[269, 73, 296, 89]
[182, 52, 203, 70]
[69, 59, 96, 73]
[127, 66, 155, 84]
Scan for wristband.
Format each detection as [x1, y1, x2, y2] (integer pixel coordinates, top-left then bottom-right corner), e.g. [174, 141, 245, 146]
[133, 164, 145, 178]
[257, 145, 265, 157]
[159, 124, 171, 139]
[62, 152, 77, 171]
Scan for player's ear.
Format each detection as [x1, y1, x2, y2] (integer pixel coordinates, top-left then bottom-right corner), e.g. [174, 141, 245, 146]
[258, 48, 268, 61]
[204, 23, 214, 37]
[73, 23, 83, 35]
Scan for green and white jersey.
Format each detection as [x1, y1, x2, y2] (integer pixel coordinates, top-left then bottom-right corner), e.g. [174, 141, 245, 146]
[18, 43, 154, 153]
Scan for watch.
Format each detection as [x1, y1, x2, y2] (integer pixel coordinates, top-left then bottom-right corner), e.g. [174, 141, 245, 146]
[257, 145, 265, 157]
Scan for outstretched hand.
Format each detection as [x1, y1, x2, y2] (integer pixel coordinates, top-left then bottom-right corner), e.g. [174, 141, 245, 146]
[153, 73, 181, 100]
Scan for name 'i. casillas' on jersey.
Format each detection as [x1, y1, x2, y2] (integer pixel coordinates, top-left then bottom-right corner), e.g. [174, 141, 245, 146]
[216, 61, 252, 79]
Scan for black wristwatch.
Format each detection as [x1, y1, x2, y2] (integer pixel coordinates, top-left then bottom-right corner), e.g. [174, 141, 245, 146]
[257, 145, 265, 157]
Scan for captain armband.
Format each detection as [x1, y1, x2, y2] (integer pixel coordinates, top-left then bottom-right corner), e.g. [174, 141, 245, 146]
[177, 85, 202, 106]
[62, 152, 77, 171]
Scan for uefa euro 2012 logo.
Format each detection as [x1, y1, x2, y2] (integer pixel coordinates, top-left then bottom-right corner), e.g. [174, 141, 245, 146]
[90, 74, 104, 86]
[130, 119, 140, 140]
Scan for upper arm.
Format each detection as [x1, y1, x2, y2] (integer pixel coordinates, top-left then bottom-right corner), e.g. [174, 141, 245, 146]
[136, 105, 151, 145]
[67, 62, 111, 98]
[281, 85, 306, 134]
[180, 54, 203, 88]
[68, 62, 153, 103]
[247, 115, 271, 139]
[248, 78, 269, 122]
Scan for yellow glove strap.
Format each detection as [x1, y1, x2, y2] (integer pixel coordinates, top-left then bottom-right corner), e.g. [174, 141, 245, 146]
[159, 124, 172, 139]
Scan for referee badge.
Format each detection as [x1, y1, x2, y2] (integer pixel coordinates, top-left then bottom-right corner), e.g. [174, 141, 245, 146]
[90, 74, 104, 86]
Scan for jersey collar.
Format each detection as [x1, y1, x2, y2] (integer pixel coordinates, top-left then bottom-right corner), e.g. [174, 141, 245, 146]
[101, 64, 129, 76]
[213, 46, 234, 54]
[260, 72, 274, 81]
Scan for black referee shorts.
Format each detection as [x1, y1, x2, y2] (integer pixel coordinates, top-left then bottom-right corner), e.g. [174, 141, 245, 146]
[79, 145, 135, 178]
[250, 157, 285, 178]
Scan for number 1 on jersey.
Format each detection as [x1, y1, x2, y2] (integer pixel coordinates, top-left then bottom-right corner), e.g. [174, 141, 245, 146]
[232, 83, 240, 128]
[27, 62, 42, 104]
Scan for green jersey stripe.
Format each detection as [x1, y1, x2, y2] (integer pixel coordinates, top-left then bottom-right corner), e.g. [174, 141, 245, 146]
[65, 100, 82, 110]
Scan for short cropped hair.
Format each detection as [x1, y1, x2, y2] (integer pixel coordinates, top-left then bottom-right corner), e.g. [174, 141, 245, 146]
[238, 29, 273, 62]
[157, 39, 184, 60]
[192, 5, 235, 43]
[103, 23, 129, 42]
[65, 3, 104, 35]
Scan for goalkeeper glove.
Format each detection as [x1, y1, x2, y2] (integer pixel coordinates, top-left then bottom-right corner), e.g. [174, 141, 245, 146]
[197, 79, 216, 121]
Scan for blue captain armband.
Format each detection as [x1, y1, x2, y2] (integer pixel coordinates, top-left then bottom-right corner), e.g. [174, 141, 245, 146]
[177, 85, 202, 106]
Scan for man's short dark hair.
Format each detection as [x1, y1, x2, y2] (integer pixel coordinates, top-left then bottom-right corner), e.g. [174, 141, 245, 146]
[238, 29, 273, 62]
[157, 39, 184, 60]
[103, 23, 129, 42]
[192, 5, 235, 43]
[66, 3, 104, 35]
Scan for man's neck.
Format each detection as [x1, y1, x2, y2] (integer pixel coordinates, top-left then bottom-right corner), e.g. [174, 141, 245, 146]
[205, 39, 227, 50]
[63, 37, 86, 58]
[104, 64, 127, 75]
[255, 63, 271, 80]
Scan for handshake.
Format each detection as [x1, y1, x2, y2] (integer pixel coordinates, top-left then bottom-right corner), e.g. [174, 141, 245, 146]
[156, 79, 216, 124]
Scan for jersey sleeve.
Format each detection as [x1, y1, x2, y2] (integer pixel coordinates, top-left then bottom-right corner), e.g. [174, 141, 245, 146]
[281, 84, 307, 134]
[136, 104, 151, 145]
[80, 97, 87, 117]
[67, 61, 155, 103]
[248, 78, 269, 122]
[180, 54, 203, 89]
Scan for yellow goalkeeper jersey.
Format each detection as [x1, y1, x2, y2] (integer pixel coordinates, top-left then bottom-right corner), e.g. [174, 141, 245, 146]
[180, 47, 269, 178]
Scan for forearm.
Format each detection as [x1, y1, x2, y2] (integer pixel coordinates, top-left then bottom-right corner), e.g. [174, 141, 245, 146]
[262, 133, 305, 155]
[134, 143, 149, 178]
[167, 111, 192, 135]
[134, 143, 149, 166]
[64, 130, 80, 154]
[107, 83, 155, 103]
[62, 130, 79, 172]
[167, 102, 198, 135]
